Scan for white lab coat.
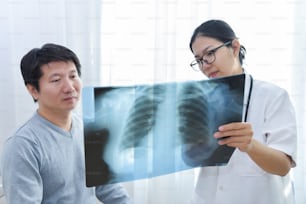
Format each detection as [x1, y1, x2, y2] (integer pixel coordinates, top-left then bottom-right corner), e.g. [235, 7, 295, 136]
[191, 76, 297, 204]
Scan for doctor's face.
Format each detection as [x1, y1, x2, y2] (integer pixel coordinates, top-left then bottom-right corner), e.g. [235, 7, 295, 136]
[191, 36, 243, 78]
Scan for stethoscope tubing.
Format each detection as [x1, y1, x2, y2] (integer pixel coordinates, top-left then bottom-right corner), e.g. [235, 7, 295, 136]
[243, 74, 253, 122]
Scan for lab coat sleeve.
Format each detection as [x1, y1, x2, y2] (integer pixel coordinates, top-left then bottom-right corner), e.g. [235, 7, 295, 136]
[262, 87, 297, 166]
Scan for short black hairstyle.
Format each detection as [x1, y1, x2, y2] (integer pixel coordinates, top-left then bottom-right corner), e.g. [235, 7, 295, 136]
[189, 19, 246, 65]
[20, 43, 81, 96]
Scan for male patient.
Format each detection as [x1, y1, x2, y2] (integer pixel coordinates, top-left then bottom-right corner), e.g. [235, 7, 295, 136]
[1, 43, 133, 204]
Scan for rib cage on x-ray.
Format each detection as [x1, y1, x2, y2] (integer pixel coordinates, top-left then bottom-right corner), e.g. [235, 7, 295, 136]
[120, 82, 214, 150]
[120, 85, 166, 149]
[177, 82, 211, 145]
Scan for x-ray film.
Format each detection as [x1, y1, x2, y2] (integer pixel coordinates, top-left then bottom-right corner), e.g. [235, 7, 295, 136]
[82, 74, 245, 186]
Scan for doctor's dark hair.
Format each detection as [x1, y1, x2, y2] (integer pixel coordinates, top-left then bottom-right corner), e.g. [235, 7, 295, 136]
[20, 43, 81, 97]
[189, 19, 246, 65]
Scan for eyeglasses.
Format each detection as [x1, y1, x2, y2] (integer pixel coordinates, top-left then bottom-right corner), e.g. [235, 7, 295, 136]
[190, 41, 232, 71]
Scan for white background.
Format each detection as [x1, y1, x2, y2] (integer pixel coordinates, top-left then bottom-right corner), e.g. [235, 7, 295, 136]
[0, 0, 305, 203]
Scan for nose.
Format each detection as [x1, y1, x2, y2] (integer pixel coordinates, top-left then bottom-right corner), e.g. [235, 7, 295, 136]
[62, 78, 75, 93]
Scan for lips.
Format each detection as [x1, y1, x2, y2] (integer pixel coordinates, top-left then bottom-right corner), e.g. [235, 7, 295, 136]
[63, 96, 78, 101]
[208, 71, 219, 78]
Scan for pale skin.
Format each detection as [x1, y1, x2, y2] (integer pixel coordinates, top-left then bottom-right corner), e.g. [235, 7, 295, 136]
[26, 61, 82, 131]
[191, 36, 292, 176]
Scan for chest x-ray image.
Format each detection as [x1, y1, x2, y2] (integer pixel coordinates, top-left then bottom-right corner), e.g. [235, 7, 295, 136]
[82, 74, 245, 186]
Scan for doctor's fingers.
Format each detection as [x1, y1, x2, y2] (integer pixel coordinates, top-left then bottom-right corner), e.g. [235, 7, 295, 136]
[214, 128, 253, 139]
[217, 134, 252, 148]
[218, 122, 252, 132]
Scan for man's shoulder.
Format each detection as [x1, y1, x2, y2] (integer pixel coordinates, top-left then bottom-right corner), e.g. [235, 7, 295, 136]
[7, 113, 45, 144]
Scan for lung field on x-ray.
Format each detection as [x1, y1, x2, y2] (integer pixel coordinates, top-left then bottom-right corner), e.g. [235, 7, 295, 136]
[120, 85, 166, 150]
[176, 82, 218, 167]
[177, 82, 210, 144]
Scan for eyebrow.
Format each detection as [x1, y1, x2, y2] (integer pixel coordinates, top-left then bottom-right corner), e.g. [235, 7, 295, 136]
[48, 69, 77, 78]
[69, 69, 78, 74]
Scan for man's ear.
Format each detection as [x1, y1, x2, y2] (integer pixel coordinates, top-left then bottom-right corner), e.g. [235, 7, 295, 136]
[26, 84, 39, 101]
[231, 39, 241, 58]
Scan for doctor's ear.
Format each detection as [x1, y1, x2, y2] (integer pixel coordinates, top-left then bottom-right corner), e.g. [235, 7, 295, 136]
[231, 39, 241, 57]
[26, 84, 39, 102]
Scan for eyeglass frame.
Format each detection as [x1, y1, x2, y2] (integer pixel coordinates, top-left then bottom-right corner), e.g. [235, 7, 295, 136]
[190, 40, 232, 71]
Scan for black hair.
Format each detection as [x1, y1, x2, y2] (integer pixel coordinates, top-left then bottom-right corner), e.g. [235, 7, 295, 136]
[20, 43, 81, 102]
[189, 19, 246, 65]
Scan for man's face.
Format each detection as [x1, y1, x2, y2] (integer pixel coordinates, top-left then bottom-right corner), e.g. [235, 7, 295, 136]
[30, 61, 82, 115]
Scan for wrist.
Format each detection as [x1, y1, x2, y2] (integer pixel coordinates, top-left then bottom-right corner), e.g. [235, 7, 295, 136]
[245, 138, 255, 154]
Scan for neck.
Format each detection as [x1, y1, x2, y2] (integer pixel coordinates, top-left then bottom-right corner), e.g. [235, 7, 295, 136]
[235, 67, 244, 75]
[37, 109, 72, 131]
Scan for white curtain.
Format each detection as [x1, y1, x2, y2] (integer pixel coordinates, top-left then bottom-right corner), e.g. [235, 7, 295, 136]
[0, 0, 305, 204]
[0, 0, 102, 142]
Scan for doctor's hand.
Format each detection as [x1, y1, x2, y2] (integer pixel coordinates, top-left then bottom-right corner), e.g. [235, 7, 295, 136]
[213, 122, 254, 152]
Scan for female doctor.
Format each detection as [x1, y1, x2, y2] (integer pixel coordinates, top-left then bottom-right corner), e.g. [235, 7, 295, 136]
[188, 19, 297, 204]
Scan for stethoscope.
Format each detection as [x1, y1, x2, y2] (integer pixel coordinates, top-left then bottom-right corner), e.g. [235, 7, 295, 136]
[243, 74, 253, 122]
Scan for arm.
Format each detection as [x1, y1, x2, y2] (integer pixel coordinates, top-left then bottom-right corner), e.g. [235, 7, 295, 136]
[247, 138, 291, 176]
[95, 183, 133, 204]
[1, 136, 43, 203]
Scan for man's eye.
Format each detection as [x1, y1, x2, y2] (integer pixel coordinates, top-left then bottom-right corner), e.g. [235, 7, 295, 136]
[70, 74, 78, 79]
[51, 78, 60, 83]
